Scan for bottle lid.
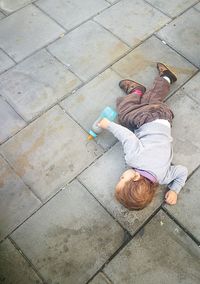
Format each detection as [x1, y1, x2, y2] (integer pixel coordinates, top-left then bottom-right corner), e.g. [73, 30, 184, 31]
[88, 130, 97, 140]
[87, 135, 94, 140]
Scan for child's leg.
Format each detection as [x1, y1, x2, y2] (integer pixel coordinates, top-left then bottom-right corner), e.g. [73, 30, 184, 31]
[117, 79, 147, 129]
[141, 76, 170, 104]
[117, 77, 174, 129]
[141, 62, 177, 104]
[116, 92, 146, 129]
[117, 63, 176, 129]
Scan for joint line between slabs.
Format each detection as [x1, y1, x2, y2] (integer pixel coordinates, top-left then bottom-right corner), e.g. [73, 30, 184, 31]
[161, 207, 200, 246]
[154, 34, 200, 69]
[8, 236, 47, 284]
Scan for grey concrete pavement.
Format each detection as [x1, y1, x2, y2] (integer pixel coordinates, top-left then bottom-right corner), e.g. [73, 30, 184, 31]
[0, 0, 200, 283]
[0, 49, 81, 121]
[102, 210, 200, 284]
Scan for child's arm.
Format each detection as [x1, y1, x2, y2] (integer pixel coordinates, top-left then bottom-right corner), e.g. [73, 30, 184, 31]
[98, 118, 139, 144]
[98, 118, 141, 160]
[164, 165, 188, 205]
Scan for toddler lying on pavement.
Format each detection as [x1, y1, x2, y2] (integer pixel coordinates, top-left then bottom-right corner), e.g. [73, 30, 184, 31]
[98, 63, 188, 210]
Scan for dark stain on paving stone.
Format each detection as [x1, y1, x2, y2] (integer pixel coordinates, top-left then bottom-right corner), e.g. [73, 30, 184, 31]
[36, 255, 77, 279]
[63, 244, 69, 252]
[47, 225, 81, 237]
[124, 249, 131, 258]
[62, 261, 75, 277]
[45, 164, 55, 176]
[47, 223, 112, 239]
[85, 141, 101, 156]
[15, 132, 45, 176]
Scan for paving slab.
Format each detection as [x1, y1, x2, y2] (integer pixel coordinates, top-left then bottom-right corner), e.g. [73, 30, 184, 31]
[0, 5, 65, 62]
[195, 2, 200, 11]
[181, 72, 200, 105]
[164, 167, 200, 243]
[0, 156, 41, 240]
[0, 238, 42, 284]
[106, 0, 117, 3]
[0, 97, 26, 143]
[0, 49, 14, 74]
[78, 143, 164, 235]
[61, 68, 124, 150]
[48, 20, 129, 82]
[89, 272, 111, 284]
[11, 180, 125, 284]
[0, 12, 5, 19]
[0, 105, 103, 201]
[36, 0, 109, 30]
[94, 0, 170, 47]
[146, 0, 198, 17]
[157, 8, 200, 67]
[103, 210, 200, 284]
[112, 36, 197, 92]
[167, 91, 200, 175]
[0, 0, 33, 14]
[0, 49, 81, 121]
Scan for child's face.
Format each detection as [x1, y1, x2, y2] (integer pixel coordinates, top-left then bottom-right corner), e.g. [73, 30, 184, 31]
[116, 169, 140, 193]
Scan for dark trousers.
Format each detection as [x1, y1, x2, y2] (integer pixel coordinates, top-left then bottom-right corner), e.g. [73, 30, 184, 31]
[116, 76, 174, 129]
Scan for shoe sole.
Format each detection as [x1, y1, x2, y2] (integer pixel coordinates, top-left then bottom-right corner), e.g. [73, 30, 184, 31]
[119, 79, 146, 94]
[157, 62, 177, 83]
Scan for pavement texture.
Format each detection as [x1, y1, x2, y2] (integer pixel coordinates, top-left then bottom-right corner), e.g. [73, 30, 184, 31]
[0, 0, 200, 283]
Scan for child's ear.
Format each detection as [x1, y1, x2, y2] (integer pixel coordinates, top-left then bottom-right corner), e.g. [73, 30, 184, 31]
[133, 172, 140, 181]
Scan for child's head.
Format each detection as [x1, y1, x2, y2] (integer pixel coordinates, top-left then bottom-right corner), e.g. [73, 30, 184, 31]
[115, 169, 157, 210]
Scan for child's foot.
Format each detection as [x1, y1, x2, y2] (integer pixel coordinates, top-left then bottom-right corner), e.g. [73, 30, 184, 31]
[119, 79, 146, 95]
[157, 62, 177, 84]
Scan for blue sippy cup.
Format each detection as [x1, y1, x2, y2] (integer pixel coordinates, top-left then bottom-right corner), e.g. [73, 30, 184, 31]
[88, 106, 117, 140]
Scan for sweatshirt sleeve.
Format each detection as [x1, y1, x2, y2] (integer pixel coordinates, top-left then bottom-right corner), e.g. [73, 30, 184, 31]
[107, 122, 141, 162]
[165, 165, 188, 194]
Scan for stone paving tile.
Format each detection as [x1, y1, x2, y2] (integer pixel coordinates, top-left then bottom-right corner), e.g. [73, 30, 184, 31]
[195, 2, 200, 11]
[0, 5, 65, 62]
[164, 167, 200, 242]
[0, 0, 33, 14]
[78, 143, 164, 235]
[181, 72, 200, 105]
[61, 69, 124, 150]
[0, 12, 5, 19]
[48, 20, 129, 82]
[0, 97, 26, 143]
[146, 0, 198, 18]
[11, 180, 124, 284]
[112, 36, 197, 93]
[106, 0, 117, 3]
[0, 49, 14, 74]
[0, 49, 81, 121]
[36, 0, 109, 30]
[0, 106, 103, 201]
[90, 272, 111, 284]
[157, 8, 200, 68]
[94, 0, 170, 47]
[0, 156, 41, 240]
[103, 210, 200, 284]
[167, 92, 200, 175]
[0, 239, 42, 284]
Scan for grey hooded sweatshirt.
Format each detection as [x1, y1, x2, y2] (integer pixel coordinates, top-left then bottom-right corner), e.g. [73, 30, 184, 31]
[107, 120, 188, 194]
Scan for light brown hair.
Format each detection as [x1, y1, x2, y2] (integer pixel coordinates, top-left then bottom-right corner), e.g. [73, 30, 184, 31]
[115, 176, 158, 210]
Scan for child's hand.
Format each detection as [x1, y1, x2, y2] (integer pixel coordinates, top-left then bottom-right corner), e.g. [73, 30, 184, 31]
[98, 118, 110, 129]
[165, 190, 177, 205]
